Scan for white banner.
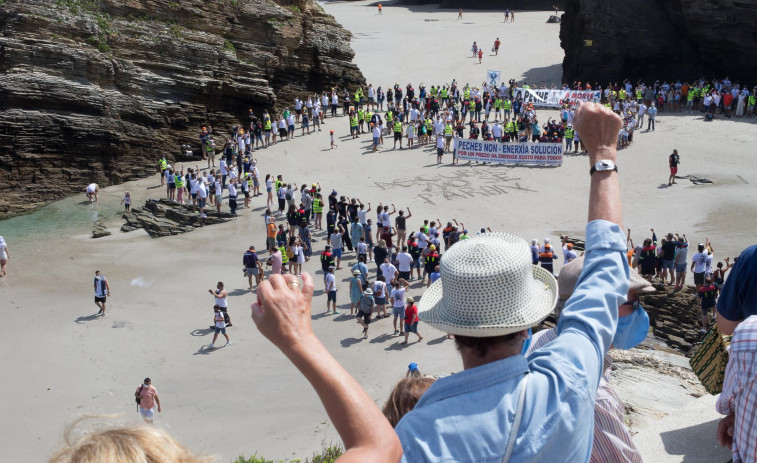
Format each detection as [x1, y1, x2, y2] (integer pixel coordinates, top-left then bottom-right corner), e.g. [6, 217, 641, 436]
[486, 70, 502, 88]
[455, 139, 563, 165]
[513, 88, 602, 108]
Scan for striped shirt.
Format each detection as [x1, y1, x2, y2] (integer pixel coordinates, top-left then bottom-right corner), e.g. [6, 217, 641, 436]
[716, 316, 757, 463]
[527, 328, 642, 463]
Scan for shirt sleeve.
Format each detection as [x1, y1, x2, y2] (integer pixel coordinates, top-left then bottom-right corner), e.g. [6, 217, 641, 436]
[539, 220, 628, 393]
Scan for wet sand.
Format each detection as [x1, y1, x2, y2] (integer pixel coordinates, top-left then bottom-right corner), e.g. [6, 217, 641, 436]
[0, 3, 755, 462]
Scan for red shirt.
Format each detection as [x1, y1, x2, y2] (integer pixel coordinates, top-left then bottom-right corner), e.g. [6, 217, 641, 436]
[723, 93, 733, 106]
[405, 304, 418, 323]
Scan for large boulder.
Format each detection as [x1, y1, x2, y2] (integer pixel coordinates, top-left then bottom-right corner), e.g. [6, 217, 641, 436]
[121, 199, 236, 237]
[0, 0, 364, 218]
[560, 0, 757, 84]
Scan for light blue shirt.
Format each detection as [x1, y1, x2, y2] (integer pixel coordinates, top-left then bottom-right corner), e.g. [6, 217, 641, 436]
[395, 220, 629, 463]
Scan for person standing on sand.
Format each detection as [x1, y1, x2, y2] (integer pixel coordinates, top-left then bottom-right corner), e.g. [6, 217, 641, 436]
[668, 149, 680, 185]
[325, 265, 339, 314]
[208, 282, 232, 327]
[402, 297, 423, 345]
[208, 305, 231, 348]
[510, 9, 515, 21]
[458, 8, 462, 19]
[244, 245, 262, 290]
[135, 378, 161, 424]
[94, 270, 110, 316]
[0, 236, 8, 277]
[378, 3, 382, 14]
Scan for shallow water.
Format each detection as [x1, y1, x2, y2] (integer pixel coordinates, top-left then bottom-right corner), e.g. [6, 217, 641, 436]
[0, 194, 124, 253]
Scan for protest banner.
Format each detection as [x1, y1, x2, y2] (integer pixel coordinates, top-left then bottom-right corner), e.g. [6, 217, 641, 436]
[513, 88, 602, 108]
[454, 139, 563, 166]
[486, 70, 502, 88]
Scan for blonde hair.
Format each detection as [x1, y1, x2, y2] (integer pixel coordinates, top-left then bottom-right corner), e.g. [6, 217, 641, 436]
[49, 417, 211, 463]
[382, 376, 436, 428]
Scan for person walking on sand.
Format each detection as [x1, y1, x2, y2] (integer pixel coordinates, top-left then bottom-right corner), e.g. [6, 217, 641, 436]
[0, 235, 8, 277]
[244, 245, 262, 290]
[94, 270, 110, 316]
[208, 282, 232, 327]
[401, 297, 423, 345]
[357, 288, 375, 339]
[378, 3, 382, 14]
[120, 191, 131, 212]
[494, 38, 501, 55]
[208, 305, 231, 348]
[135, 378, 161, 424]
[458, 7, 462, 19]
[390, 278, 410, 336]
[325, 265, 339, 314]
[478, 48, 483, 64]
[668, 149, 680, 185]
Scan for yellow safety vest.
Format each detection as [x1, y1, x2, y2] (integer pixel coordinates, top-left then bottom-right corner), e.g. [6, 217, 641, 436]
[175, 175, 184, 188]
[350, 117, 358, 128]
[159, 158, 167, 170]
[444, 125, 453, 135]
[313, 198, 323, 213]
[264, 119, 271, 130]
[503, 100, 512, 111]
[394, 121, 402, 133]
[565, 128, 575, 138]
[279, 245, 289, 264]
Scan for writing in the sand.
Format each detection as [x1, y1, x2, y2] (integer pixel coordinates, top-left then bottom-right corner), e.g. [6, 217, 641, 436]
[374, 171, 535, 205]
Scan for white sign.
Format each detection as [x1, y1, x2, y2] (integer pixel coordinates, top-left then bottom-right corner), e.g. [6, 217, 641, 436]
[513, 88, 602, 108]
[455, 139, 563, 165]
[486, 70, 502, 87]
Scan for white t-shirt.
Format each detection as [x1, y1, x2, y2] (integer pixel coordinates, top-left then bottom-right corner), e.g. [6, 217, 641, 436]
[189, 178, 198, 194]
[381, 213, 391, 228]
[214, 182, 222, 197]
[227, 184, 237, 197]
[391, 287, 406, 308]
[166, 171, 174, 184]
[197, 183, 207, 199]
[325, 273, 336, 292]
[358, 210, 368, 225]
[94, 276, 108, 298]
[417, 233, 428, 249]
[373, 126, 381, 138]
[87, 183, 97, 194]
[691, 252, 710, 273]
[219, 160, 228, 175]
[381, 263, 398, 283]
[357, 242, 367, 255]
[436, 136, 445, 149]
[396, 252, 413, 272]
[373, 281, 386, 298]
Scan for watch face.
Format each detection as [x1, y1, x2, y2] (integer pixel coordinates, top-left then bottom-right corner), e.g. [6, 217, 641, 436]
[600, 161, 611, 168]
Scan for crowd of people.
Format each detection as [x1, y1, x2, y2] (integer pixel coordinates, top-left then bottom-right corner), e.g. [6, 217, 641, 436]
[47, 73, 756, 461]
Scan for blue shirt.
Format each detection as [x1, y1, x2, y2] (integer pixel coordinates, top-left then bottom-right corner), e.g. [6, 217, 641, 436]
[395, 220, 629, 463]
[717, 245, 757, 322]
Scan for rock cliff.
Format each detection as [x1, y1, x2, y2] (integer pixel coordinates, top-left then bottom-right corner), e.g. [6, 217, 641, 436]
[560, 0, 757, 85]
[397, 0, 558, 9]
[0, 0, 364, 218]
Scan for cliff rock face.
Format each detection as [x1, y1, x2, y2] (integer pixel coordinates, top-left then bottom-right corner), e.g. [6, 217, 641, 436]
[0, 0, 364, 218]
[560, 0, 757, 85]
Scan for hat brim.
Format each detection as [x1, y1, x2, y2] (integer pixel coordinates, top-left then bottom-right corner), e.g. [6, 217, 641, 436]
[418, 265, 558, 337]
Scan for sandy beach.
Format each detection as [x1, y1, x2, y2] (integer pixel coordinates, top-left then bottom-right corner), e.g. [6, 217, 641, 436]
[1, 2, 756, 462]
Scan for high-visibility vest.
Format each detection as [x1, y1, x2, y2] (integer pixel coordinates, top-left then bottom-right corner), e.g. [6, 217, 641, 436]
[444, 125, 453, 135]
[358, 109, 364, 120]
[264, 119, 271, 130]
[565, 128, 575, 138]
[425, 120, 433, 132]
[441, 88, 448, 98]
[750, 96, 757, 106]
[394, 121, 402, 133]
[350, 117, 358, 128]
[279, 245, 289, 264]
[503, 100, 512, 111]
[431, 87, 438, 97]
[387, 110, 393, 121]
[619, 90, 626, 100]
[313, 198, 323, 213]
[636, 90, 642, 99]
[159, 158, 167, 170]
[275, 179, 282, 193]
[464, 89, 470, 99]
[175, 175, 184, 188]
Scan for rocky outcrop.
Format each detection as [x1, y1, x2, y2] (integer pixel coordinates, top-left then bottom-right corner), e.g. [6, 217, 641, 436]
[0, 0, 364, 218]
[560, 0, 757, 85]
[92, 220, 112, 238]
[641, 284, 706, 354]
[121, 198, 236, 237]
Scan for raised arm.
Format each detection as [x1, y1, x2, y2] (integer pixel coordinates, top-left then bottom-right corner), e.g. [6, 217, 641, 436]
[251, 274, 402, 463]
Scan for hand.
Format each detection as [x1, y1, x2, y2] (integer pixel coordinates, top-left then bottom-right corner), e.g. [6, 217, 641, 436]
[158, 406, 162, 413]
[252, 273, 316, 351]
[716, 412, 735, 449]
[573, 100, 621, 162]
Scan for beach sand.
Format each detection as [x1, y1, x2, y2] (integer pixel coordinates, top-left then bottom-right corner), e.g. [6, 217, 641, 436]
[0, 2, 755, 461]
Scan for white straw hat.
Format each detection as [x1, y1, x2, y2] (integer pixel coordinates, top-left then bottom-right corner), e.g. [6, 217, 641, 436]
[418, 233, 558, 337]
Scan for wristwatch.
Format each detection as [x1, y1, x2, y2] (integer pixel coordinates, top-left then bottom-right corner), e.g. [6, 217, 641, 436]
[590, 160, 618, 175]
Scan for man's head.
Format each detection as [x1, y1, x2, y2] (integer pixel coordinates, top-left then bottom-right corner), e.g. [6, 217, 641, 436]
[698, 243, 705, 252]
[418, 233, 558, 359]
[557, 257, 653, 348]
[217, 282, 224, 289]
[95, 270, 101, 276]
[249, 245, 255, 251]
[328, 266, 335, 273]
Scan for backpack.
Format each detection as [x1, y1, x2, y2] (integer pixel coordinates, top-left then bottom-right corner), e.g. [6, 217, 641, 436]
[286, 246, 295, 259]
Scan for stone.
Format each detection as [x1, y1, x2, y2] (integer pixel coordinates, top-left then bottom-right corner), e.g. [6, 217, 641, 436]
[92, 220, 112, 238]
[561, 0, 757, 85]
[0, 0, 365, 218]
[547, 15, 561, 23]
[120, 199, 235, 237]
